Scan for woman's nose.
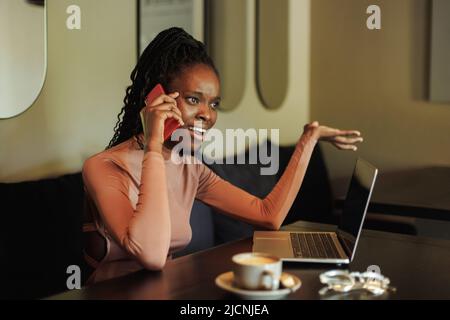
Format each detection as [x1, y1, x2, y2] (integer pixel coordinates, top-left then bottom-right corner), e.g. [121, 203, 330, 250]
[195, 103, 211, 122]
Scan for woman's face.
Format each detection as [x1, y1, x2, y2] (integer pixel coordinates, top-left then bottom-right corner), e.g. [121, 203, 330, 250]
[165, 63, 221, 151]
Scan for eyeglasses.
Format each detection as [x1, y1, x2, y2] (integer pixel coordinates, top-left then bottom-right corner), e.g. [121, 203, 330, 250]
[319, 270, 396, 296]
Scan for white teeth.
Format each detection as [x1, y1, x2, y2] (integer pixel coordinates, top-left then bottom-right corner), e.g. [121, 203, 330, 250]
[189, 127, 206, 134]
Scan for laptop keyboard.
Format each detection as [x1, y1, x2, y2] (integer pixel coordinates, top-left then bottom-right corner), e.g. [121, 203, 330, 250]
[290, 233, 342, 259]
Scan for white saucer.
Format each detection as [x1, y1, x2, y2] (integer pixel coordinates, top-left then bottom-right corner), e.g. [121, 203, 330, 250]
[215, 271, 301, 300]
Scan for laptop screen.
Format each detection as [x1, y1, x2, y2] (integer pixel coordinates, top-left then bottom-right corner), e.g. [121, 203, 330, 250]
[337, 158, 378, 260]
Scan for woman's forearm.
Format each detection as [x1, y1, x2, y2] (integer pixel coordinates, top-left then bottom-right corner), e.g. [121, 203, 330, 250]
[195, 133, 317, 231]
[259, 133, 318, 229]
[121, 150, 172, 270]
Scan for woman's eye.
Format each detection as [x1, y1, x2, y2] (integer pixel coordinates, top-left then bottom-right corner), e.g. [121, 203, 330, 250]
[186, 97, 200, 104]
[210, 101, 220, 109]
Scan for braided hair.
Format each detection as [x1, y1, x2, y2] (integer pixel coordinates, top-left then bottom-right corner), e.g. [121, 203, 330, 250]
[106, 27, 219, 150]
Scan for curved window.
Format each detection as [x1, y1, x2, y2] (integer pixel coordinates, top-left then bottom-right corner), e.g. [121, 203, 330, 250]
[138, 0, 205, 55]
[0, 0, 47, 119]
[206, 0, 247, 111]
[256, 0, 288, 110]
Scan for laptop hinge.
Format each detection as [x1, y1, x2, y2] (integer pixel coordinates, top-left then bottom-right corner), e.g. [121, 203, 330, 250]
[336, 231, 352, 259]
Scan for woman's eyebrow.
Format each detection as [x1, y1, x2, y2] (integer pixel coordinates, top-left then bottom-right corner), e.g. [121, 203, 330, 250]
[186, 91, 221, 100]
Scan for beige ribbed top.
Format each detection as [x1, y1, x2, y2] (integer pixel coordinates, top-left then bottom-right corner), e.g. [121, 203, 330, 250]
[82, 134, 316, 284]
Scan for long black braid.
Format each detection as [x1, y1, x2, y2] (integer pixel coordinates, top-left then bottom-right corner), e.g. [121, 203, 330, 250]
[106, 27, 219, 150]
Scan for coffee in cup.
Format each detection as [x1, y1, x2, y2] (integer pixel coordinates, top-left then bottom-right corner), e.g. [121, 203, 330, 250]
[232, 252, 282, 290]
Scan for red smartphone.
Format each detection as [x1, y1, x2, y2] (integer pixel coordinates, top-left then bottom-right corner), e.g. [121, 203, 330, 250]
[144, 84, 181, 141]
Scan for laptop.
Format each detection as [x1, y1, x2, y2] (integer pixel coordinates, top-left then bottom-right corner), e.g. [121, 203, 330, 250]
[253, 158, 378, 264]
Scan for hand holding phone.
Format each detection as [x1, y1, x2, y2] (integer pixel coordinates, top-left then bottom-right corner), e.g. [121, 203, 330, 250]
[140, 84, 183, 148]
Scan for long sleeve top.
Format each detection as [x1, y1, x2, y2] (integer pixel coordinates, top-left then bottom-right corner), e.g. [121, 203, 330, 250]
[82, 133, 317, 284]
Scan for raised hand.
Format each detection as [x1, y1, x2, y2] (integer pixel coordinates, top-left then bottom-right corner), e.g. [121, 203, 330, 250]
[139, 92, 185, 152]
[303, 121, 363, 151]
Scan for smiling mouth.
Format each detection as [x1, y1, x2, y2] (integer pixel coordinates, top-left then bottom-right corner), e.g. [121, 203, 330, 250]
[184, 126, 207, 142]
[187, 126, 207, 134]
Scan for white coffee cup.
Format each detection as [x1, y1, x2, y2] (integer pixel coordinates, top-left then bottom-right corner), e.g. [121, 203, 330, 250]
[232, 252, 282, 290]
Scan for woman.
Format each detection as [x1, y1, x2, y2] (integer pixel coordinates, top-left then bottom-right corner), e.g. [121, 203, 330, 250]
[82, 27, 363, 285]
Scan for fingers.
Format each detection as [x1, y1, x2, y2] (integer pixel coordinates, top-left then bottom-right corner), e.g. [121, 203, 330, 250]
[337, 130, 361, 137]
[306, 123, 363, 151]
[332, 136, 364, 145]
[168, 92, 180, 99]
[147, 92, 181, 116]
[331, 133, 363, 152]
[141, 104, 184, 126]
[320, 128, 363, 142]
[148, 92, 179, 107]
[157, 103, 182, 118]
[160, 110, 184, 126]
[333, 143, 358, 151]
[143, 102, 182, 118]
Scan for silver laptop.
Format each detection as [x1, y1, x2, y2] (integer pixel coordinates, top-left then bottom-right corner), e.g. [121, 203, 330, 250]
[253, 158, 378, 264]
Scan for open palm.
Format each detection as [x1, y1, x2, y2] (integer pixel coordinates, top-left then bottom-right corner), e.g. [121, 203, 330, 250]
[305, 121, 363, 151]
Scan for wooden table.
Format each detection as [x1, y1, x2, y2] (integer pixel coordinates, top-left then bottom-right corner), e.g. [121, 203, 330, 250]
[48, 221, 450, 300]
[333, 166, 450, 221]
